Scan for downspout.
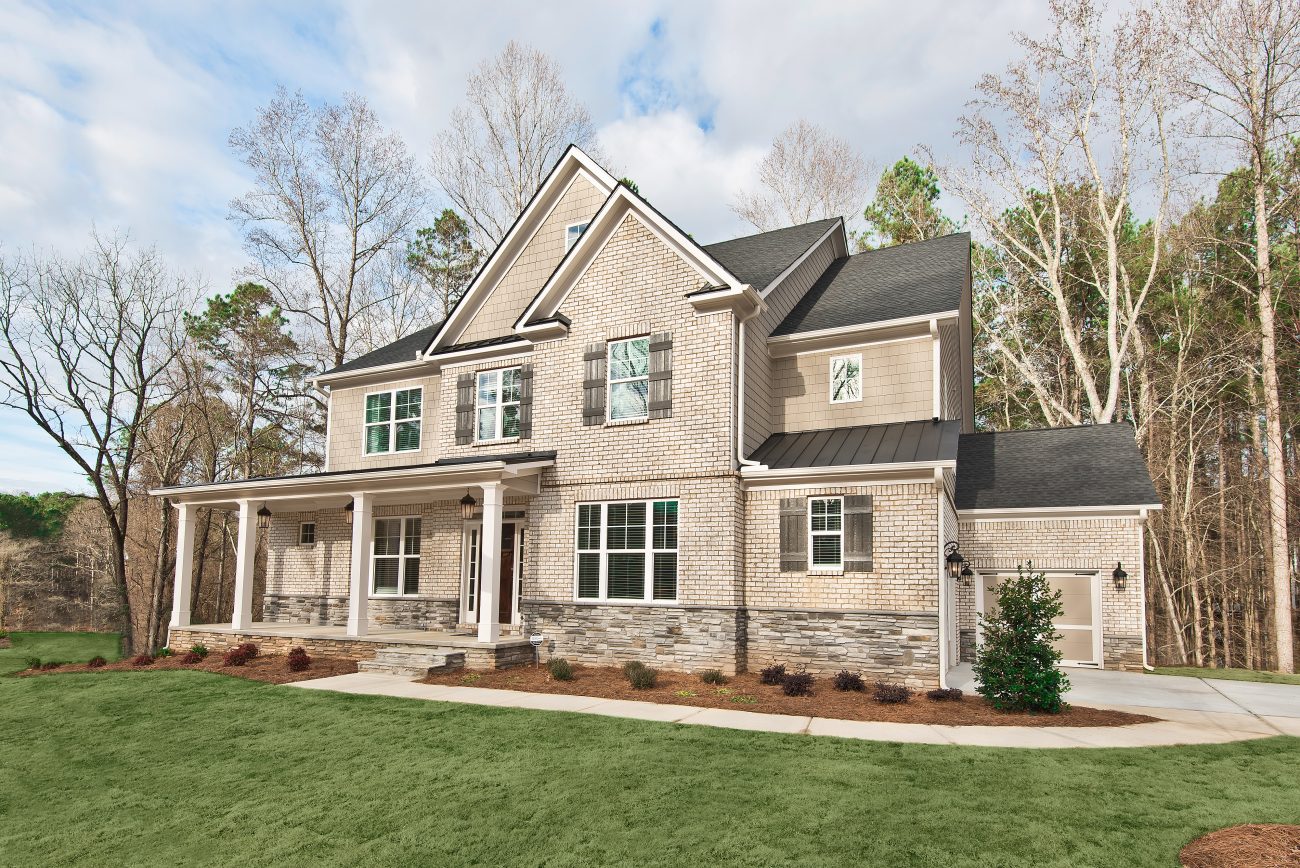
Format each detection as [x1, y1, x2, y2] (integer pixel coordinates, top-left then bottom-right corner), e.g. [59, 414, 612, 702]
[1139, 508, 1154, 671]
[935, 467, 949, 689]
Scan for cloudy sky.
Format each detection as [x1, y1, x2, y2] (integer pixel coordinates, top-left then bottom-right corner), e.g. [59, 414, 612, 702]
[0, 0, 1049, 492]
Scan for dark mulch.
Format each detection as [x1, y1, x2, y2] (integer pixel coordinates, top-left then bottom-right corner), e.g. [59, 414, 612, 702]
[17, 653, 358, 684]
[423, 665, 1156, 727]
[1180, 824, 1300, 868]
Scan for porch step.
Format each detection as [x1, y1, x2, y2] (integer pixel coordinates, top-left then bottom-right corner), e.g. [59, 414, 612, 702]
[357, 646, 466, 679]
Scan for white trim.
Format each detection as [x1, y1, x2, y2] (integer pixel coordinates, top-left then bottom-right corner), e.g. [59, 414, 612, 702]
[474, 365, 523, 442]
[573, 499, 679, 604]
[936, 475, 949, 689]
[930, 318, 941, 419]
[312, 357, 426, 389]
[741, 460, 956, 486]
[432, 340, 532, 369]
[370, 514, 422, 598]
[361, 386, 423, 457]
[460, 518, 525, 627]
[974, 569, 1104, 668]
[807, 496, 844, 570]
[563, 219, 590, 252]
[958, 504, 1163, 521]
[758, 219, 845, 298]
[298, 521, 316, 546]
[790, 332, 932, 357]
[607, 336, 650, 423]
[768, 310, 960, 346]
[828, 353, 863, 404]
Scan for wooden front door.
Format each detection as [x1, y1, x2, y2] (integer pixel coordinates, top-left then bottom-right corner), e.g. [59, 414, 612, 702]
[497, 524, 515, 623]
[468, 521, 519, 625]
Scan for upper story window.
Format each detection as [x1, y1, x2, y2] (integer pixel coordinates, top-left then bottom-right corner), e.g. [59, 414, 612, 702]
[564, 221, 589, 252]
[829, 354, 862, 404]
[364, 387, 422, 454]
[608, 337, 650, 421]
[477, 367, 522, 440]
[809, 497, 843, 569]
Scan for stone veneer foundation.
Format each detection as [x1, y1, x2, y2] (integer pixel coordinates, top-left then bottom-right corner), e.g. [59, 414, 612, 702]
[166, 628, 534, 669]
[744, 609, 941, 688]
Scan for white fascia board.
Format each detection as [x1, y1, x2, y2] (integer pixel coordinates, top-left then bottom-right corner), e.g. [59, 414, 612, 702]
[740, 460, 956, 487]
[759, 219, 845, 299]
[431, 340, 533, 370]
[767, 310, 960, 357]
[312, 357, 428, 389]
[957, 504, 1163, 521]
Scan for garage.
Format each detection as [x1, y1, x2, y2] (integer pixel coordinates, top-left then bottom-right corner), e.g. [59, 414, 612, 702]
[977, 572, 1102, 667]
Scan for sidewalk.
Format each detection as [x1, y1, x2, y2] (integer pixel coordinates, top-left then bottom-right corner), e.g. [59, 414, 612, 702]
[289, 672, 1292, 748]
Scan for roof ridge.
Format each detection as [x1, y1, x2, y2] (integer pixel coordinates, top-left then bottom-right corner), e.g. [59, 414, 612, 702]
[702, 216, 840, 250]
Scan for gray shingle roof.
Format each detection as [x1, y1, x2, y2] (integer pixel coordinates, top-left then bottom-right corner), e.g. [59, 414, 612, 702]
[771, 232, 970, 337]
[320, 322, 443, 377]
[702, 218, 840, 291]
[955, 424, 1159, 511]
[749, 420, 960, 469]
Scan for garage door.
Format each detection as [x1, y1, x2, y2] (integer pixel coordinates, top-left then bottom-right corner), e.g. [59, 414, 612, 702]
[978, 573, 1101, 667]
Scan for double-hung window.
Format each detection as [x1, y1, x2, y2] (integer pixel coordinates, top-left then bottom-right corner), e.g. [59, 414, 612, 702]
[364, 387, 422, 454]
[372, 517, 421, 595]
[829, 354, 862, 403]
[608, 337, 650, 421]
[809, 497, 843, 569]
[476, 367, 521, 441]
[298, 522, 316, 545]
[575, 500, 678, 602]
[565, 221, 589, 252]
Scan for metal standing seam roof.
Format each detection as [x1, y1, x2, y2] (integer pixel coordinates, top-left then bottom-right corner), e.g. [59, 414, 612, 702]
[748, 420, 961, 469]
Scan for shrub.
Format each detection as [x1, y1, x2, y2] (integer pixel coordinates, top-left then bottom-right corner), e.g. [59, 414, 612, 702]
[973, 565, 1071, 713]
[0, 629, 8, 639]
[40, 661, 63, 670]
[24, 657, 41, 670]
[546, 658, 573, 681]
[628, 666, 658, 690]
[190, 644, 209, 659]
[832, 670, 865, 692]
[872, 681, 912, 704]
[758, 663, 787, 685]
[222, 646, 253, 667]
[622, 660, 648, 678]
[287, 647, 312, 672]
[180, 651, 203, 665]
[926, 687, 964, 702]
[87, 656, 108, 669]
[698, 669, 728, 685]
[131, 654, 155, 667]
[235, 642, 259, 659]
[782, 669, 815, 696]
[156, 647, 174, 658]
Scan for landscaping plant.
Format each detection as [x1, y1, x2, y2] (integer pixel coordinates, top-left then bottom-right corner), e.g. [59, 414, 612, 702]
[872, 682, 911, 704]
[286, 647, 312, 672]
[40, 661, 63, 670]
[782, 669, 814, 696]
[190, 644, 209, 659]
[131, 654, 155, 667]
[628, 666, 658, 690]
[180, 651, 203, 665]
[156, 647, 174, 658]
[832, 670, 865, 692]
[622, 660, 648, 678]
[24, 657, 40, 670]
[222, 644, 258, 667]
[758, 663, 786, 685]
[546, 658, 573, 681]
[698, 669, 728, 685]
[973, 566, 1070, 713]
[926, 687, 964, 702]
[87, 656, 107, 669]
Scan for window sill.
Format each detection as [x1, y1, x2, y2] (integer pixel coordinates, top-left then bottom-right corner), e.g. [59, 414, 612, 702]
[604, 416, 648, 427]
[363, 449, 422, 459]
[571, 598, 679, 607]
[808, 567, 844, 575]
[473, 437, 520, 447]
[368, 594, 424, 600]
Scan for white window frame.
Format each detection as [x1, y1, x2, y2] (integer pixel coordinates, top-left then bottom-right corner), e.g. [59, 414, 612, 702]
[829, 353, 863, 404]
[370, 515, 422, 597]
[475, 366, 522, 442]
[573, 499, 678, 603]
[808, 496, 844, 570]
[607, 336, 651, 422]
[298, 522, 316, 546]
[363, 387, 422, 455]
[564, 220, 589, 252]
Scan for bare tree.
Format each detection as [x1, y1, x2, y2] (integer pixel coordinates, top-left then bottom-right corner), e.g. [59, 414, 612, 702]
[1174, 0, 1300, 671]
[0, 234, 191, 652]
[229, 88, 428, 370]
[732, 120, 870, 231]
[433, 41, 602, 248]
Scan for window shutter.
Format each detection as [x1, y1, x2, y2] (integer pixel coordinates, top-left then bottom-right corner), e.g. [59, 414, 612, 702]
[648, 332, 673, 419]
[779, 497, 807, 572]
[454, 373, 475, 445]
[582, 343, 606, 426]
[517, 364, 534, 439]
[843, 495, 874, 572]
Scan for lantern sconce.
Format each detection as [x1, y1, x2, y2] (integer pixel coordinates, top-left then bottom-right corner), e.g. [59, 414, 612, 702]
[342, 499, 354, 526]
[1112, 562, 1128, 591]
[256, 504, 272, 531]
[944, 541, 965, 581]
[460, 490, 478, 520]
[960, 561, 975, 587]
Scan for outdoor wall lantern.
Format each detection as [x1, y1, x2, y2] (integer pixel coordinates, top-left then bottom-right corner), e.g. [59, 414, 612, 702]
[960, 561, 975, 587]
[944, 542, 965, 580]
[459, 490, 477, 520]
[1112, 562, 1128, 591]
[342, 499, 354, 526]
[256, 505, 272, 531]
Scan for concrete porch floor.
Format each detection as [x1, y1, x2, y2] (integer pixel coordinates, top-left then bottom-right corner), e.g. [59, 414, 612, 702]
[180, 622, 533, 652]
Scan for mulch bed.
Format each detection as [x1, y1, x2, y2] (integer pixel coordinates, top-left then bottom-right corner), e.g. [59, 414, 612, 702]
[16, 653, 358, 685]
[423, 665, 1156, 727]
[1180, 824, 1300, 868]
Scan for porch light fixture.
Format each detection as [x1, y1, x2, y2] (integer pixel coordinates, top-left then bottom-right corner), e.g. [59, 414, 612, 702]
[256, 505, 272, 530]
[944, 541, 965, 580]
[342, 499, 354, 526]
[459, 490, 477, 520]
[1112, 562, 1128, 591]
[960, 561, 974, 586]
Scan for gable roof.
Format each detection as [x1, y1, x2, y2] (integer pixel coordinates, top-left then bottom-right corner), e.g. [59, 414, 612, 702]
[772, 232, 970, 337]
[702, 218, 841, 292]
[320, 322, 442, 377]
[749, 420, 960, 469]
[955, 423, 1160, 511]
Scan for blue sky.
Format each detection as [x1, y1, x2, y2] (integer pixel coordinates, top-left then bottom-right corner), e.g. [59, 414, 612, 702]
[0, 0, 1048, 493]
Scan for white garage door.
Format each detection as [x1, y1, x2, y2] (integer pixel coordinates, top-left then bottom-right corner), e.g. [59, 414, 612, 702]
[978, 572, 1101, 667]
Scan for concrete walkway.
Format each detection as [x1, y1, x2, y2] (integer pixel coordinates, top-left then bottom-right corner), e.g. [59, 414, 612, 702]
[289, 672, 1296, 748]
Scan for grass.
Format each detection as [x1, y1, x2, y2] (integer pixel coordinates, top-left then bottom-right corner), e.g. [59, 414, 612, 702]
[0, 672, 1297, 866]
[0, 630, 121, 675]
[1152, 666, 1300, 687]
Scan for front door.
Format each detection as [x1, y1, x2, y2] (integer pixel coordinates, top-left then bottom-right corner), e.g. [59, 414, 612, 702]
[461, 521, 522, 626]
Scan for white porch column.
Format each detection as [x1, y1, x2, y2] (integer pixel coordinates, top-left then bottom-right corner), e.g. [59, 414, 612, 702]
[347, 492, 373, 637]
[477, 483, 503, 643]
[169, 502, 196, 628]
[231, 500, 258, 631]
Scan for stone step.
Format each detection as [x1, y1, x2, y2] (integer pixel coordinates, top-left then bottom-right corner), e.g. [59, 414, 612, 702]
[358, 647, 465, 680]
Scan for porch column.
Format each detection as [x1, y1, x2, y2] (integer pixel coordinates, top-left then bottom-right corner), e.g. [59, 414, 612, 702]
[169, 502, 196, 628]
[231, 500, 258, 631]
[477, 482, 503, 643]
[347, 492, 373, 637]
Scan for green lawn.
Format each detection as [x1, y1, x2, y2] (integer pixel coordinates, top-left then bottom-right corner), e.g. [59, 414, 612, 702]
[0, 672, 1296, 866]
[0, 630, 121, 675]
[1152, 665, 1300, 686]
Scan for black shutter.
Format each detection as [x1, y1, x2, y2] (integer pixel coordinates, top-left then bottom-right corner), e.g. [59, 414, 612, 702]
[648, 332, 673, 420]
[844, 495, 874, 572]
[454, 372, 475, 445]
[517, 364, 534, 439]
[779, 497, 807, 572]
[582, 343, 606, 426]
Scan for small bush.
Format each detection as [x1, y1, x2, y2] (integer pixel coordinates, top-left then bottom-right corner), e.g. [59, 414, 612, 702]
[87, 656, 108, 669]
[974, 566, 1070, 713]
[832, 670, 865, 692]
[287, 647, 312, 672]
[698, 669, 728, 685]
[222, 646, 253, 667]
[628, 666, 658, 690]
[758, 663, 787, 685]
[872, 681, 912, 704]
[131, 654, 155, 667]
[547, 658, 574, 681]
[190, 644, 209, 659]
[40, 661, 63, 670]
[622, 660, 649, 678]
[0, 629, 8, 639]
[24, 657, 41, 670]
[730, 694, 758, 705]
[235, 642, 259, 659]
[180, 651, 203, 665]
[782, 670, 815, 697]
[926, 687, 964, 702]
[156, 647, 174, 658]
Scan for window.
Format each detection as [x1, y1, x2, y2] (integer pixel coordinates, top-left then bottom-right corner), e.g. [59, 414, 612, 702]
[364, 387, 422, 454]
[809, 497, 843, 569]
[608, 337, 650, 421]
[829, 354, 862, 403]
[476, 367, 521, 441]
[298, 522, 316, 545]
[565, 221, 589, 252]
[372, 517, 421, 595]
[575, 499, 678, 602]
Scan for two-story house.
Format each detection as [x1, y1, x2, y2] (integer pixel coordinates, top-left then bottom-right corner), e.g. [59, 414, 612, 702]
[154, 146, 1161, 686]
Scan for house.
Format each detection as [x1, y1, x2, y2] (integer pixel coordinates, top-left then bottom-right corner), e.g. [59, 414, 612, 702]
[152, 146, 1161, 686]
